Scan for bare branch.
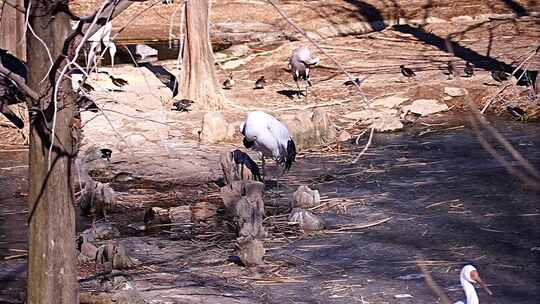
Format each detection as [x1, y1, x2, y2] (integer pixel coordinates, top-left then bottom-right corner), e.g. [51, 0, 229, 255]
[352, 127, 374, 164]
[0, 63, 39, 100]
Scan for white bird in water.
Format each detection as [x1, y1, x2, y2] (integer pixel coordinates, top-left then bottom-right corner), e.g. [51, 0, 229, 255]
[289, 46, 319, 98]
[454, 265, 493, 304]
[240, 111, 296, 181]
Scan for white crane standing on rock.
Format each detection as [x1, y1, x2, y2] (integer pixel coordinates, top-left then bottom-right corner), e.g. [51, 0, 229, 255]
[240, 111, 296, 181]
[454, 265, 493, 304]
[289, 46, 319, 98]
[86, 21, 117, 72]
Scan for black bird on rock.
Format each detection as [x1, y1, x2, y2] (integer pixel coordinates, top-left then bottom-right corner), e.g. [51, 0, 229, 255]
[100, 148, 112, 161]
[77, 94, 99, 113]
[223, 73, 234, 90]
[0, 49, 27, 129]
[78, 80, 95, 92]
[254, 76, 266, 89]
[400, 65, 415, 78]
[507, 106, 527, 121]
[464, 62, 474, 77]
[492, 69, 510, 82]
[172, 99, 194, 112]
[101, 71, 129, 87]
[343, 78, 361, 86]
[231, 149, 262, 181]
[445, 60, 455, 78]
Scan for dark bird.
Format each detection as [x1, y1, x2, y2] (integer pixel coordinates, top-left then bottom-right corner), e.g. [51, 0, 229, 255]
[100, 71, 128, 87]
[507, 106, 527, 121]
[290, 47, 319, 97]
[463, 62, 474, 77]
[240, 111, 296, 180]
[223, 73, 234, 90]
[100, 148, 112, 161]
[516, 69, 538, 87]
[492, 69, 510, 82]
[445, 60, 455, 78]
[172, 99, 194, 112]
[77, 94, 99, 113]
[400, 65, 415, 77]
[78, 80, 95, 92]
[254, 76, 266, 89]
[231, 149, 262, 181]
[0, 49, 27, 129]
[343, 78, 361, 86]
[140, 62, 179, 97]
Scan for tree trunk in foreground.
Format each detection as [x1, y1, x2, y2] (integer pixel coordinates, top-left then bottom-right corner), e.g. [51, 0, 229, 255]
[26, 1, 79, 303]
[180, 0, 225, 110]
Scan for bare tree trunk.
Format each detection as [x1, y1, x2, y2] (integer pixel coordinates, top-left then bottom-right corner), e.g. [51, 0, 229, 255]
[26, 1, 79, 303]
[180, 0, 225, 110]
[0, 0, 26, 59]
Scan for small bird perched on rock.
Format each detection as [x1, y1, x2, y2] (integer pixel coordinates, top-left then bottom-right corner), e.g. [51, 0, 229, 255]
[231, 149, 262, 181]
[240, 111, 296, 180]
[100, 148, 112, 161]
[463, 62, 474, 77]
[77, 94, 99, 113]
[223, 73, 234, 90]
[78, 80, 95, 92]
[254, 76, 266, 89]
[343, 78, 361, 86]
[491, 69, 510, 82]
[507, 106, 527, 121]
[100, 71, 128, 87]
[172, 99, 194, 112]
[400, 65, 415, 78]
[289, 46, 319, 97]
[445, 60, 456, 78]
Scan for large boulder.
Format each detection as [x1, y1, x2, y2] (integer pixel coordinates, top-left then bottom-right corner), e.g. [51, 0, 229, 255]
[281, 109, 337, 150]
[369, 95, 410, 109]
[343, 108, 397, 121]
[444, 87, 468, 97]
[402, 99, 449, 116]
[200, 112, 233, 143]
[370, 115, 403, 132]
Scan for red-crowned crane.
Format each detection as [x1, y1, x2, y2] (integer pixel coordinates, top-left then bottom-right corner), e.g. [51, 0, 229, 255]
[454, 265, 493, 304]
[240, 111, 296, 181]
[289, 47, 319, 98]
[86, 21, 116, 71]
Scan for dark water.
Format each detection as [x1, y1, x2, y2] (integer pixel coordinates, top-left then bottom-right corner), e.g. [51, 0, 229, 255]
[0, 116, 539, 303]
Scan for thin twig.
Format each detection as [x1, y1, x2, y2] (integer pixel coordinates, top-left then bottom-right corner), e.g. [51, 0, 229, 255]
[352, 127, 374, 164]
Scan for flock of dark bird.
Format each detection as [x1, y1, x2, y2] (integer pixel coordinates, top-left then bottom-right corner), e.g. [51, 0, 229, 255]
[399, 61, 478, 79]
[0, 43, 537, 132]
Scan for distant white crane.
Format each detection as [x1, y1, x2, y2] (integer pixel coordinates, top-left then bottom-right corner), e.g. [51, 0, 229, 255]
[289, 46, 319, 98]
[86, 21, 117, 71]
[454, 265, 493, 304]
[240, 111, 296, 180]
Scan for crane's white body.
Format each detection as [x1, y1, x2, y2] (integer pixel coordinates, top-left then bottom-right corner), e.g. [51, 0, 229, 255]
[86, 22, 116, 70]
[240, 111, 291, 160]
[289, 47, 319, 96]
[240, 111, 296, 178]
[455, 265, 480, 304]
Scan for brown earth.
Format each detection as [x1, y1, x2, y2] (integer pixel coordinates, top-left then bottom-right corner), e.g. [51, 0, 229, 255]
[1, 1, 540, 304]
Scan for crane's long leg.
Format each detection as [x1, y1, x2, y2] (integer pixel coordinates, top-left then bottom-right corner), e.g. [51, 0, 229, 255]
[260, 154, 266, 183]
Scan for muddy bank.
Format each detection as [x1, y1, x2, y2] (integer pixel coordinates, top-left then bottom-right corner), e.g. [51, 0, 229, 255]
[1, 115, 539, 303]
